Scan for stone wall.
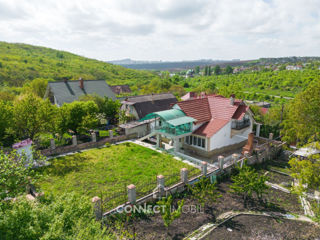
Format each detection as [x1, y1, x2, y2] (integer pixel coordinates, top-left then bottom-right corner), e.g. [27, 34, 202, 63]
[41, 133, 137, 156]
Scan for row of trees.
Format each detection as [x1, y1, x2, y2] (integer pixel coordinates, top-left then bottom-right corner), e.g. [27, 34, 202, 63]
[0, 94, 121, 147]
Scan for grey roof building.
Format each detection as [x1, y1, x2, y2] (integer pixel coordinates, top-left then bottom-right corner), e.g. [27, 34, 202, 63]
[44, 78, 116, 106]
[121, 93, 177, 120]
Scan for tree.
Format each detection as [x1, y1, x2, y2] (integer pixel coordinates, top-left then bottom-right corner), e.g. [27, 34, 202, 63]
[194, 66, 200, 74]
[169, 85, 186, 97]
[80, 95, 121, 124]
[214, 65, 221, 75]
[281, 78, 320, 145]
[225, 65, 233, 74]
[12, 94, 57, 140]
[22, 78, 48, 98]
[230, 163, 269, 206]
[0, 150, 34, 200]
[157, 195, 184, 228]
[0, 100, 13, 146]
[57, 101, 99, 135]
[289, 143, 320, 194]
[188, 177, 221, 207]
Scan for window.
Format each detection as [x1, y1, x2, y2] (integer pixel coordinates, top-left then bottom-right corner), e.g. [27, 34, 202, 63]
[186, 135, 205, 149]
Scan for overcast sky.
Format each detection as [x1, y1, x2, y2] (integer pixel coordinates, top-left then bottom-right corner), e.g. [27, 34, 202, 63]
[0, 0, 319, 61]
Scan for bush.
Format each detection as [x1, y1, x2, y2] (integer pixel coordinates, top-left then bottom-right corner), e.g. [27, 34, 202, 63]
[0, 193, 113, 240]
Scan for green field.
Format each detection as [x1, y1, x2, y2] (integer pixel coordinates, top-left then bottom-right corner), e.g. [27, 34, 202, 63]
[37, 142, 199, 208]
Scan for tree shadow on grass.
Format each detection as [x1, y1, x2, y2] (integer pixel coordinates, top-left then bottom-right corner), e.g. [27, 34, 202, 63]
[40, 154, 87, 177]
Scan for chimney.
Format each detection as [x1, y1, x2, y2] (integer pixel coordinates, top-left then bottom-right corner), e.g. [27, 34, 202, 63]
[230, 94, 235, 105]
[79, 77, 84, 89]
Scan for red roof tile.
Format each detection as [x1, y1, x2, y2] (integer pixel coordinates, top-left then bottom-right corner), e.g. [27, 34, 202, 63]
[176, 98, 211, 123]
[176, 95, 249, 137]
[193, 119, 229, 137]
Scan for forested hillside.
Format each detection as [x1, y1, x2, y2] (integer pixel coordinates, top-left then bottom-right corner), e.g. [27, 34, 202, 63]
[0, 41, 156, 86]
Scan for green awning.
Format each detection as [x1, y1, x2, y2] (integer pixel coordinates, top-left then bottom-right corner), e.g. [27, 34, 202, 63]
[166, 116, 195, 126]
[140, 109, 186, 121]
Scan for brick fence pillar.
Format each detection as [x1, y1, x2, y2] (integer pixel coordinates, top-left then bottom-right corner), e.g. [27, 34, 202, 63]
[201, 161, 207, 176]
[232, 153, 239, 164]
[72, 135, 77, 146]
[180, 168, 188, 184]
[50, 138, 55, 150]
[269, 132, 274, 140]
[91, 196, 102, 220]
[91, 132, 97, 142]
[127, 184, 136, 204]
[157, 175, 165, 198]
[218, 155, 224, 170]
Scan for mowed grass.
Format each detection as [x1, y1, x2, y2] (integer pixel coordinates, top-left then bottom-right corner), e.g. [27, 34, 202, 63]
[37, 142, 199, 208]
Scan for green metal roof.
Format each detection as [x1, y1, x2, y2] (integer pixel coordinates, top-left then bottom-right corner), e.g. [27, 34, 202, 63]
[166, 116, 195, 126]
[140, 109, 186, 121]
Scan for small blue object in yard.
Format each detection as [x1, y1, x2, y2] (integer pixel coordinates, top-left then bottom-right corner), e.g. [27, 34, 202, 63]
[210, 174, 217, 184]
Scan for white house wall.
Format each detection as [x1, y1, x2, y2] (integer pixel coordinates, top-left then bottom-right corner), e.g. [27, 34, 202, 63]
[209, 121, 252, 151]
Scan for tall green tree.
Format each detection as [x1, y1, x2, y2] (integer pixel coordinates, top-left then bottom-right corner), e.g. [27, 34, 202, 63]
[57, 101, 99, 135]
[214, 65, 221, 75]
[281, 78, 320, 144]
[12, 94, 57, 140]
[225, 65, 233, 74]
[0, 100, 13, 146]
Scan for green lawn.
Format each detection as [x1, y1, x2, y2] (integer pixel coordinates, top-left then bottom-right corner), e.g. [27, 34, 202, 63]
[37, 142, 199, 208]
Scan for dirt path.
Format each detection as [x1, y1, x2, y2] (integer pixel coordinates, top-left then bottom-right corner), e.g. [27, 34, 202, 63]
[184, 210, 318, 240]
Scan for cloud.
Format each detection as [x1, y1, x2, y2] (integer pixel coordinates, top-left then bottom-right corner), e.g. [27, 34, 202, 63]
[0, 0, 319, 61]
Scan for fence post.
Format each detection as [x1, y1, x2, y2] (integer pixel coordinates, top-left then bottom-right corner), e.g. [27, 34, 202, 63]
[180, 168, 188, 184]
[218, 155, 224, 170]
[201, 161, 207, 176]
[91, 196, 102, 220]
[91, 132, 97, 142]
[109, 130, 113, 139]
[72, 135, 77, 146]
[50, 139, 55, 150]
[269, 132, 273, 140]
[127, 184, 136, 204]
[157, 175, 165, 198]
[232, 153, 239, 164]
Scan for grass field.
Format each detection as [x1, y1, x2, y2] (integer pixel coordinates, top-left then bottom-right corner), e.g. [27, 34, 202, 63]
[37, 142, 199, 208]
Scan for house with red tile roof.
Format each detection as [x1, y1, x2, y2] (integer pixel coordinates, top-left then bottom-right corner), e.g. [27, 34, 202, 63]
[141, 94, 254, 157]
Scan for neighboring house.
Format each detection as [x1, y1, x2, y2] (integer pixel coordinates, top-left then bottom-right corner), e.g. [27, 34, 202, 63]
[119, 93, 178, 136]
[141, 94, 254, 157]
[286, 65, 303, 70]
[185, 69, 195, 78]
[110, 85, 132, 95]
[44, 78, 116, 106]
[181, 92, 207, 101]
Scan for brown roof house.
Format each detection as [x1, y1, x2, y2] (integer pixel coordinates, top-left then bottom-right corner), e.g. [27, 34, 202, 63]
[44, 78, 116, 106]
[140, 94, 254, 157]
[119, 93, 177, 137]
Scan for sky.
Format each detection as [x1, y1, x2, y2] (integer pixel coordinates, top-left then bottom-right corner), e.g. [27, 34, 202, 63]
[0, 0, 320, 61]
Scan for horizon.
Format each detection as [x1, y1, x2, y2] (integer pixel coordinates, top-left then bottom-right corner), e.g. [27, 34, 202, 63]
[0, 0, 319, 62]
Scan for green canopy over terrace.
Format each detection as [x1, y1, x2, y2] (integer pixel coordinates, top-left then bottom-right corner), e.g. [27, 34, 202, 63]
[140, 109, 195, 136]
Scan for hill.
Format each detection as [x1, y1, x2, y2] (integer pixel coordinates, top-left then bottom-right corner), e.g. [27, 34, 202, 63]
[0, 41, 156, 86]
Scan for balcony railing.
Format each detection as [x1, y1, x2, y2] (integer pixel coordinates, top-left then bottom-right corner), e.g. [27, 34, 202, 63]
[232, 119, 250, 130]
